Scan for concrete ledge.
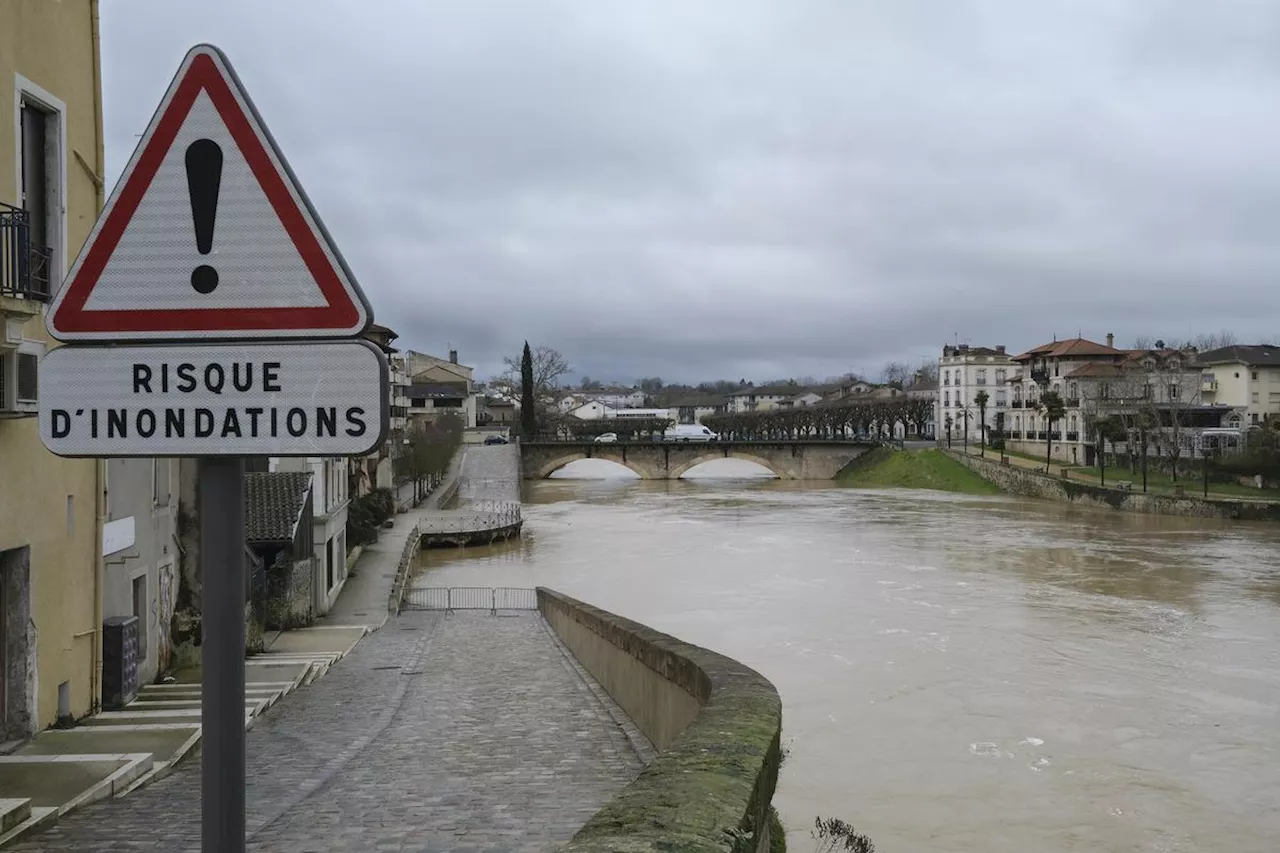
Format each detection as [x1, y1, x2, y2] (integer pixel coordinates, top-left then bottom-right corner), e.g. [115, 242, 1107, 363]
[537, 588, 782, 853]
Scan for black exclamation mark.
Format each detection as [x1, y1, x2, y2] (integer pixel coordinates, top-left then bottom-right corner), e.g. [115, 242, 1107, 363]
[186, 138, 223, 294]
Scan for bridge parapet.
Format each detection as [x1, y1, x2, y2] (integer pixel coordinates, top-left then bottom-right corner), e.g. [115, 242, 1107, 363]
[519, 439, 874, 480]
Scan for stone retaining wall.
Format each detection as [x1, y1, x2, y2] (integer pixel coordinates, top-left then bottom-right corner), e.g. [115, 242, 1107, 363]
[948, 452, 1280, 521]
[538, 588, 782, 853]
[265, 558, 314, 629]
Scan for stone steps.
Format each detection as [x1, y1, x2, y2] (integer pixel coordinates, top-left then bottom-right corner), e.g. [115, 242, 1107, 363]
[0, 800, 30, 835]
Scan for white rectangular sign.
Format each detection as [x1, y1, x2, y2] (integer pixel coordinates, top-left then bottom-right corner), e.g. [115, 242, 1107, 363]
[102, 516, 136, 556]
[39, 340, 388, 457]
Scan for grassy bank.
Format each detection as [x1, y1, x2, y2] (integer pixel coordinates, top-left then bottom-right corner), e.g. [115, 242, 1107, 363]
[839, 448, 1002, 495]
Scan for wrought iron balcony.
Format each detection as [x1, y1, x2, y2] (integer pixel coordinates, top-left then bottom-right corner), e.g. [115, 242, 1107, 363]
[1065, 398, 1081, 408]
[1066, 431, 1079, 441]
[1010, 400, 1024, 409]
[1030, 369, 1050, 386]
[0, 203, 52, 303]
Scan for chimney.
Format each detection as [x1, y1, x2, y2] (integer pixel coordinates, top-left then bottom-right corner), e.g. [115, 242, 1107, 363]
[995, 345, 1006, 355]
[449, 349, 458, 364]
[1106, 333, 1114, 349]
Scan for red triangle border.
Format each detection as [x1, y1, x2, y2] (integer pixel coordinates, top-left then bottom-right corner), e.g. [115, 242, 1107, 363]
[52, 51, 363, 335]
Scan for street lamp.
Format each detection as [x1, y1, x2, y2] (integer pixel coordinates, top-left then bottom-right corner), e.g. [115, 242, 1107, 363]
[945, 414, 953, 449]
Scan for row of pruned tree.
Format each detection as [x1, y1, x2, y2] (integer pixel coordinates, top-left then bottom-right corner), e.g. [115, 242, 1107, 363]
[541, 415, 674, 441]
[701, 397, 934, 441]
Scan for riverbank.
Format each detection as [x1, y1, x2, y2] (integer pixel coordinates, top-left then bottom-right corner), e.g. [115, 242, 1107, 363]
[949, 450, 1280, 521]
[838, 447, 1001, 495]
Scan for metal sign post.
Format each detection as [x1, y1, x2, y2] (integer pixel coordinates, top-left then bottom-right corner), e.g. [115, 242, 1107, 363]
[201, 456, 246, 853]
[39, 44, 388, 852]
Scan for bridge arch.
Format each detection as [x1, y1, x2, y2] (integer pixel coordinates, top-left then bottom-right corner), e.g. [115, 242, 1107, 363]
[669, 451, 782, 480]
[534, 453, 656, 480]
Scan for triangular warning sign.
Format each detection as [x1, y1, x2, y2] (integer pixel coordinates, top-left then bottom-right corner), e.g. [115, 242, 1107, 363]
[49, 44, 371, 341]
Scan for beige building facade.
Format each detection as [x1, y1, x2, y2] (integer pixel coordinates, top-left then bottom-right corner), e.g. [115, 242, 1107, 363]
[0, 0, 105, 733]
[1197, 346, 1280, 427]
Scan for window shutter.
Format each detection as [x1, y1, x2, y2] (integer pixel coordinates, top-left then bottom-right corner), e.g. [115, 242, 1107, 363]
[17, 352, 38, 402]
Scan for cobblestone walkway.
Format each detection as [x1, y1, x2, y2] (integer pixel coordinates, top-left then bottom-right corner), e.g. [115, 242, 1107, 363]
[456, 445, 521, 504]
[16, 612, 643, 852]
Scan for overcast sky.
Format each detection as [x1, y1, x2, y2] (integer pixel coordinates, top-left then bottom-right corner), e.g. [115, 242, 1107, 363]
[101, 1, 1280, 385]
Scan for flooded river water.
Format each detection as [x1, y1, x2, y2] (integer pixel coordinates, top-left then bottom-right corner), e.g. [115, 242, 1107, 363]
[413, 473, 1280, 852]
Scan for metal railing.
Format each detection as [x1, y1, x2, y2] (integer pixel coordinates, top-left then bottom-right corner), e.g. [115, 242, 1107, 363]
[402, 586, 538, 613]
[0, 203, 51, 302]
[416, 500, 522, 535]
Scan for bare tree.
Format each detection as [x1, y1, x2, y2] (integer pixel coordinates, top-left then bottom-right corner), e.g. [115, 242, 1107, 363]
[503, 345, 571, 405]
[880, 361, 911, 388]
[914, 359, 939, 386]
[1137, 349, 1201, 480]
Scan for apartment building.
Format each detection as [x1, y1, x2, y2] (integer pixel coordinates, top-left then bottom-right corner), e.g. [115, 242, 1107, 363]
[1006, 336, 1207, 464]
[938, 344, 1016, 439]
[1197, 345, 1280, 427]
[726, 384, 801, 413]
[404, 349, 478, 428]
[0, 0, 104, 733]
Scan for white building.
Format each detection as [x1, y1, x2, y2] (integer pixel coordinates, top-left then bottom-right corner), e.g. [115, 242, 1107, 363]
[272, 456, 350, 615]
[726, 384, 801, 413]
[1005, 336, 1207, 464]
[568, 402, 669, 421]
[570, 388, 647, 409]
[938, 344, 1016, 441]
[1197, 345, 1280, 427]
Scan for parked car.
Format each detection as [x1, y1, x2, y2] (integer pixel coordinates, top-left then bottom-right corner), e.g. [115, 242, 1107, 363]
[594, 432, 619, 443]
[661, 424, 719, 442]
[484, 435, 509, 445]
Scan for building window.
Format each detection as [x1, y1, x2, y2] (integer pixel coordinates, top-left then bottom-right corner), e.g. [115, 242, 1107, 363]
[1169, 384, 1179, 400]
[976, 369, 987, 386]
[955, 393, 963, 406]
[132, 575, 148, 660]
[995, 369, 1006, 384]
[944, 391, 950, 406]
[1252, 413, 1259, 423]
[17, 78, 66, 290]
[1069, 382, 1078, 400]
[943, 371, 950, 386]
[995, 390, 1006, 407]
[1100, 383, 1110, 399]
[1014, 416, 1021, 431]
[1252, 371, 1259, 380]
[1252, 392, 1260, 404]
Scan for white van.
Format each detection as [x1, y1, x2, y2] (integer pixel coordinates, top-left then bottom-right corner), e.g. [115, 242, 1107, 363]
[662, 424, 719, 442]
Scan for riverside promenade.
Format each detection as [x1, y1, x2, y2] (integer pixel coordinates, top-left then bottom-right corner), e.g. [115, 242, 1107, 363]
[13, 610, 645, 852]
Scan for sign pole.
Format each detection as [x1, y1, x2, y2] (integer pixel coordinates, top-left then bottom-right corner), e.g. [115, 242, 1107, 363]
[200, 456, 246, 853]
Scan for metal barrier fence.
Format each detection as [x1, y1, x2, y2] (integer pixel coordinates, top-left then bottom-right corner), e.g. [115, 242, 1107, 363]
[402, 586, 538, 613]
[415, 500, 522, 535]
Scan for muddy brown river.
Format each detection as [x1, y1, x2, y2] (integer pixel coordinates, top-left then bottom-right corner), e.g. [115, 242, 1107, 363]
[413, 473, 1280, 852]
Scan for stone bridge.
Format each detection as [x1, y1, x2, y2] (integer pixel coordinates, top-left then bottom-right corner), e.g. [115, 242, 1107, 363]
[520, 440, 877, 480]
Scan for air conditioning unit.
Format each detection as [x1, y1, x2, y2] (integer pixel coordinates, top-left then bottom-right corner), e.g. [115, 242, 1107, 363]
[0, 351, 38, 416]
[3, 318, 22, 346]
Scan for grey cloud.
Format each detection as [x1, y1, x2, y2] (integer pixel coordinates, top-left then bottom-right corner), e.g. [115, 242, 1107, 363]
[101, 1, 1280, 384]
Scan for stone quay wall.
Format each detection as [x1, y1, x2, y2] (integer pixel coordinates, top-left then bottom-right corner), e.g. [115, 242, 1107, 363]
[538, 588, 783, 853]
[948, 451, 1280, 521]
